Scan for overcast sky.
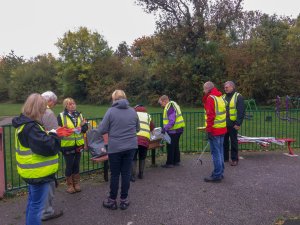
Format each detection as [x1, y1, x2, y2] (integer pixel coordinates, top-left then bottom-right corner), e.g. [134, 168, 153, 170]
[0, 0, 299, 59]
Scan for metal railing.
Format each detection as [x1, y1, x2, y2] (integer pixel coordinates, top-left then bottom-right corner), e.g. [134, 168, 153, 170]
[1, 110, 299, 193]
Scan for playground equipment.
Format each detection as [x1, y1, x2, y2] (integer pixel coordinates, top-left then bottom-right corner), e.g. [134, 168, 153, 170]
[276, 96, 300, 122]
[245, 99, 258, 111]
[244, 98, 257, 119]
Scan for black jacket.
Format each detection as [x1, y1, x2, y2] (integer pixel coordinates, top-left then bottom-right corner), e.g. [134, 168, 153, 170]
[12, 114, 60, 184]
[224, 91, 245, 127]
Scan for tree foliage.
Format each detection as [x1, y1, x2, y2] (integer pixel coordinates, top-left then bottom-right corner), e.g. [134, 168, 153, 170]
[55, 27, 112, 101]
[1, 4, 299, 106]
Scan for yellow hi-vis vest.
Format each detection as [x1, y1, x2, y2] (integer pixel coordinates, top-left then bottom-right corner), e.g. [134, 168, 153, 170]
[137, 112, 151, 139]
[163, 101, 185, 130]
[205, 95, 226, 128]
[15, 124, 59, 179]
[223, 92, 240, 121]
[60, 113, 84, 147]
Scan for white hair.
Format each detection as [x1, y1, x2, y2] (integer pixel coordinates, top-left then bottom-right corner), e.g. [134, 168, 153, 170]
[224, 81, 236, 89]
[41, 91, 57, 102]
[203, 81, 215, 90]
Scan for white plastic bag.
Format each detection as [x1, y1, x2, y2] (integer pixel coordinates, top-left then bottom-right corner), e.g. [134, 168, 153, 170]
[150, 127, 171, 144]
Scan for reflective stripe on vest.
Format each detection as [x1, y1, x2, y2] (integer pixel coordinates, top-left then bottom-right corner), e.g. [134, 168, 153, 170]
[137, 112, 151, 139]
[60, 113, 84, 147]
[163, 101, 185, 130]
[15, 124, 59, 179]
[223, 92, 240, 121]
[205, 95, 226, 128]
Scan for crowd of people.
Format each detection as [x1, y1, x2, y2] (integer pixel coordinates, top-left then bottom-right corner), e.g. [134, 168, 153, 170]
[12, 80, 244, 224]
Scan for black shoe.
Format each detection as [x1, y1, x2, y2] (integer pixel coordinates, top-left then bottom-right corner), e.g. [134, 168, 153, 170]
[161, 164, 174, 168]
[103, 198, 117, 210]
[231, 161, 238, 166]
[41, 210, 64, 221]
[137, 173, 143, 179]
[119, 198, 130, 210]
[130, 175, 136, 182]
[204, 176, 222, 183]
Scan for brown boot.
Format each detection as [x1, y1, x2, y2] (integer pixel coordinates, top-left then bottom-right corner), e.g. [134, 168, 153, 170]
[66, 176, 76, 194]
[72, 173, 81, 192]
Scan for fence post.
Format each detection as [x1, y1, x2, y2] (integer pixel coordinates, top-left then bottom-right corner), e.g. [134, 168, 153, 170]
[0, 127, 5, 198]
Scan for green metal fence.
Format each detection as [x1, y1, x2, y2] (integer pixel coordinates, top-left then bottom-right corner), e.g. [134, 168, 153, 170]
[1, 110, 300, 193]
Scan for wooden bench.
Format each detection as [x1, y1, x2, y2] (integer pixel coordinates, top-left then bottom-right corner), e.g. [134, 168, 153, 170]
[90, 134, 164, 181]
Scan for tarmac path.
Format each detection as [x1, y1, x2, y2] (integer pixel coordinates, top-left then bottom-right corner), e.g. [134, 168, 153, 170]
[0, 152, 299, 225]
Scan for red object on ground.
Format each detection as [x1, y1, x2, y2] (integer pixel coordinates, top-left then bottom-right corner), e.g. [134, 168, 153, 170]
[238, 138, 296, 155]
[276, 138, 296, 155]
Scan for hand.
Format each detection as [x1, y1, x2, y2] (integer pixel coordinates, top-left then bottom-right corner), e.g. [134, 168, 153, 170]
[161, 127, 166, 134]
[233, 125, 240, 130]
[207, 132, 213, 140]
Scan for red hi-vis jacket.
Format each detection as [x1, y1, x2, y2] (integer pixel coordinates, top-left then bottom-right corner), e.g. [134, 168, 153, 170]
[202, 87, 227, 136]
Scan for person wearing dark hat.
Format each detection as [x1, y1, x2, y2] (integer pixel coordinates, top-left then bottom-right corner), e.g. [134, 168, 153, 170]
[131, 105, 155, 182]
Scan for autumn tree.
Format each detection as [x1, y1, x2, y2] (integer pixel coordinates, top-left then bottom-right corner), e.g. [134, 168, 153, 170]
[55, 27, 112, 101]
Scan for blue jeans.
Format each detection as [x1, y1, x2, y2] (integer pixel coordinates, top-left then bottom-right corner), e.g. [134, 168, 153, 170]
[26, 182, 50, 225]
[208, 135, 225, 179]
[108, 149, 135, 200]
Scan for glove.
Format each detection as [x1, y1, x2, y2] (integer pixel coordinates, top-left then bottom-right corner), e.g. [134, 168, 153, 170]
[56, 127, 74, 137]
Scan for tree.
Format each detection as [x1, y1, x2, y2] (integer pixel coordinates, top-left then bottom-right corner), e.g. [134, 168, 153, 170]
[55, 27, 112, 101]
[0, 51, 24, 101]
[115, 41, 130, 58]
[9, 54, 58, 102]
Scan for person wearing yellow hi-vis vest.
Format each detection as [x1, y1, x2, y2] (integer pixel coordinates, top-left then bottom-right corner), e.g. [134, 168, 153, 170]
[12, 93, 61, 225]
[57, 98, 88, 194]
[223, 81, 245, 166]
[130, 105, 155, 182]
[158, 95, 185, 168]
[202, 82, 227, 183]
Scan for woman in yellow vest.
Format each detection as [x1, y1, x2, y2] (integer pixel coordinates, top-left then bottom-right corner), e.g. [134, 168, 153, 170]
[57, 98, 88, 193]
[158, 95, 185, 168]
[12, 93, 60, 225]
[131, 105, 155, 182]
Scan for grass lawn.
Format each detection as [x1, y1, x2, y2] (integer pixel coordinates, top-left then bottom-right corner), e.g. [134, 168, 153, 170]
[0, 103, 201, 119]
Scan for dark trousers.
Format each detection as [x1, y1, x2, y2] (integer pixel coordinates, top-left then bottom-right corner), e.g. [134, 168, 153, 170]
[223, 126, 238, 161]
[63, 152, 81, 177]
[108, 149, 135, 200]
[133, 145, 147, 161]
[166, 133, 182, 165]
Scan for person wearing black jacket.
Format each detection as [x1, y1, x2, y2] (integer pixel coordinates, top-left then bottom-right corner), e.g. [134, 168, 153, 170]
[57, 98, 88, 193]
[223, 81, 245, 166]
[12, 93, 60, 225]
